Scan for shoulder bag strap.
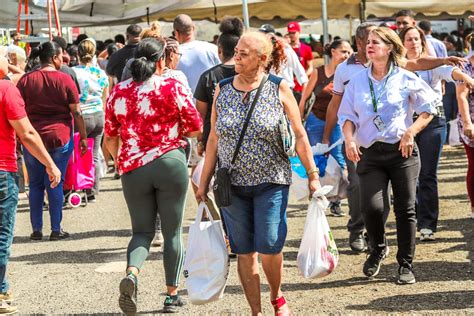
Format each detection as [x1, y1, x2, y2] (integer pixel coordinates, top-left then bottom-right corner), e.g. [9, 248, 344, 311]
[230, 74, 268, 167]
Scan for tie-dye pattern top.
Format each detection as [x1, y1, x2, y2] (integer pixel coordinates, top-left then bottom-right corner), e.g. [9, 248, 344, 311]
[105, 75, 202, 174]
[215, 74, 291, 186]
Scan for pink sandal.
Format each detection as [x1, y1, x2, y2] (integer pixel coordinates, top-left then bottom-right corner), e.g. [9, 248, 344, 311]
[271, 296, 293, 316]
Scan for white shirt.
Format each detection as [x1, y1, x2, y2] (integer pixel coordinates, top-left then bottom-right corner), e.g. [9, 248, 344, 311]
[177, 40, 221, 94]
[271, 44, 308, 89]
[415, 65, 455, 96]
[425, 35, 448, 58]
[338, 65, 437, 148]
[332, 53, 367, 95]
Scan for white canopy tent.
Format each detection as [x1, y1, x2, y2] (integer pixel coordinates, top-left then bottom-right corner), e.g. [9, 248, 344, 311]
[1, 0, 472, 28]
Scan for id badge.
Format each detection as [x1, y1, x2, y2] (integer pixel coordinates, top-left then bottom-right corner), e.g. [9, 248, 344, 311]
[373, 115, 386, 132]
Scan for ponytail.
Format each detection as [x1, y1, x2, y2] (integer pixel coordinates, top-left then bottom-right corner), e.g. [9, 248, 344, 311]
[131, 38, 165, 82]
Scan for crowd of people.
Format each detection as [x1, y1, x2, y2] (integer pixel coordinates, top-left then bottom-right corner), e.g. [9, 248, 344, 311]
[0, 9, 473, 315]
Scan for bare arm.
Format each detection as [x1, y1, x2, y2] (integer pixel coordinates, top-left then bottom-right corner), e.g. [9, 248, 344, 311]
[399, 113, 433, 158]
[451, 68, 474, 90]
[8, 64, 24, 75]
[322, 94, 343, 144]
[298, 70, 318, 117]
[280, 80, 320, 196]
[101, 88, 109, 111]
[342, 120, 361, 162]
[405, 56, 466, 72]
[196, 86, 221, 201]
[456, 83, 474, 140]
[10, 117, 61, 188]
[105, 135, 120, 161]
[69, 103, 88, 155]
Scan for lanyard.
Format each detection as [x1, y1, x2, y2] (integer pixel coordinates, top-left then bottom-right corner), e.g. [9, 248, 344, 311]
[368, 65, 393, 113]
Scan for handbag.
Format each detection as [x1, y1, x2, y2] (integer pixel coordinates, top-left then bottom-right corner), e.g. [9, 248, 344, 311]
[213, 75, 268, 208]
[302, 74, 334, 123]
[279, 113, 297, 157]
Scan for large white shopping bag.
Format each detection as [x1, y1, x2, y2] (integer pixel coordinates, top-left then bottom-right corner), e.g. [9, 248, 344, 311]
[297, 186, 339, 279]
[183, 202, 229, 305]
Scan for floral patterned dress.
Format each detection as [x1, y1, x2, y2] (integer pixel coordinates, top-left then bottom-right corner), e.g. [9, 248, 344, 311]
[215, 74, 291, 186]
[458, 61, 474, 148]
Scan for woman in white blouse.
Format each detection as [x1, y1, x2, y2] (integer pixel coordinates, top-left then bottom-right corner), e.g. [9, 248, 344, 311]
[338, 27, 437, 285]
[400, 26, 474, 242]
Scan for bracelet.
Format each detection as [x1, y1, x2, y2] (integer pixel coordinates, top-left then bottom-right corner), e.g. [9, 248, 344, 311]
[306, 168, 319, 176]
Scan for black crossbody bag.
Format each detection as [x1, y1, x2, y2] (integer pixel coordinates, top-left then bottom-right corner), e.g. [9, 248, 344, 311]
[213, 75, 268, 208]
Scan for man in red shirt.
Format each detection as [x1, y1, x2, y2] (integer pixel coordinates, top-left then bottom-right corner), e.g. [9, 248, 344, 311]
[287, 21, 313, 101]
[0, 56, 60, 314]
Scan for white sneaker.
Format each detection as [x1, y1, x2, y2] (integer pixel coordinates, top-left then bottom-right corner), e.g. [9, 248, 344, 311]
[420, 228, 435, 241]
[152, 231, 164, 247]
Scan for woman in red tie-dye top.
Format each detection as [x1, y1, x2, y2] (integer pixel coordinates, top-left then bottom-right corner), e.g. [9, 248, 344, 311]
[105, 38, 202, 314]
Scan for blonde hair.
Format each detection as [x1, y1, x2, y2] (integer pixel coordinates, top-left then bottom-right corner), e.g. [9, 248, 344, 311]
[78, 39, 96, 64]
[370, 27, 407, 66]
[140, 26, 160, 40]
[239, 32, 273, 69]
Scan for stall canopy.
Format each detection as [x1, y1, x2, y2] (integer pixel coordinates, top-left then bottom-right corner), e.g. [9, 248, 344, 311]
[0, 0, 473, 28]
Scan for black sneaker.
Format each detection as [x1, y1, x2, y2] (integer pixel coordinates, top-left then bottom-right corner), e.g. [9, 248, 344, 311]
[49, 230, 70, 241]
[119, 274, 137, 315]
[397, 265, 416, 284]
[363, 247, 388, 278]
[349, 232, 367, 253]
[30, 231, 43, 241]
[163, 294, 186, 313]
[329, 202, 346, 217]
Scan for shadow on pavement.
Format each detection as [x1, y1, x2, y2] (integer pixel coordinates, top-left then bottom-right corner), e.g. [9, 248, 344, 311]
[13, 229, 132, 244]
[346, 290, 474, 312]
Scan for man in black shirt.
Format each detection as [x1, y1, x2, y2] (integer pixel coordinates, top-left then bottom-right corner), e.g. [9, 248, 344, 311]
[106, 24, 142, 81]
[194, 17, 243, 152]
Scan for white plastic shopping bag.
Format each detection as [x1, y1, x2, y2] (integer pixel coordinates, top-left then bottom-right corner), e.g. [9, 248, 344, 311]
[97, 149, 107, 179]
[448, 118, 462, 146]
[319, 156, 349, 201]
[183, 202, 229, 305]
[297, 186, 339, 279]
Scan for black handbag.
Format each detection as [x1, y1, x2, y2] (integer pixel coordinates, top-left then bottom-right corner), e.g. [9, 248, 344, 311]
[213, 75, 268, 208]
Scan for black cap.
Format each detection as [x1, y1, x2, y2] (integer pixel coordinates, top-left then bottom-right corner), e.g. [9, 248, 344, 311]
[259, 24, 276, 34]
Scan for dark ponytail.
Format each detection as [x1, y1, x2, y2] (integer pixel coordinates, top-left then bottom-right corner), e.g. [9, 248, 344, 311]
[218, 16, 244, 61]
[131, 37, 165, 82]
[323, 39, 349, 58]
[25, 41, 61, 72]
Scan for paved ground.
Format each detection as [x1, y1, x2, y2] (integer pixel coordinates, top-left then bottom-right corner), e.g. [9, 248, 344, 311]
[8, 145, 474, 315]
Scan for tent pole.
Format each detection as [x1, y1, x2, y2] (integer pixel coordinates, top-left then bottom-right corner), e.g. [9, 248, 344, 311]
[321, 0, 329, 64]
[242, 0, 250, 30]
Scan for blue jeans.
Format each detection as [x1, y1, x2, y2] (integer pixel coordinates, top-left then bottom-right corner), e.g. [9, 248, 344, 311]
[0, 171, 19, 293]
[23, 139, 73, 233]
[221, 183, 289, 254]
[415, 116, 447, 232]
[305, 113, 345, 168]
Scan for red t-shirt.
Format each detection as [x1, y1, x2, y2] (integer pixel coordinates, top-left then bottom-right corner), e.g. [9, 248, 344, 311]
[105, 75, 203, 175]
[292, 42, 313, 92]
[17, 70, 79, 150]
[0, 81, 27, 172]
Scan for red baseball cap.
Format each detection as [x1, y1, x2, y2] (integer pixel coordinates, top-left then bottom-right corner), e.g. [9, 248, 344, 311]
[287, 21, 301, 33]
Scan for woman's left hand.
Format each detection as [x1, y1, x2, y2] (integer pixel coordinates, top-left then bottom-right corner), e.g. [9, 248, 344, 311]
[79, 138, 88, 156]
[399, 130, 415, 158]
[308, 177, 321, 199]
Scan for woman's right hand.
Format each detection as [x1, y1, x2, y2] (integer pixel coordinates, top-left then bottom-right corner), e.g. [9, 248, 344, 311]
[46, 164, 61, 189]
[464, 123, 474, 140]
[344, 140, 361, 162]
[195, 186, 209, 203]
